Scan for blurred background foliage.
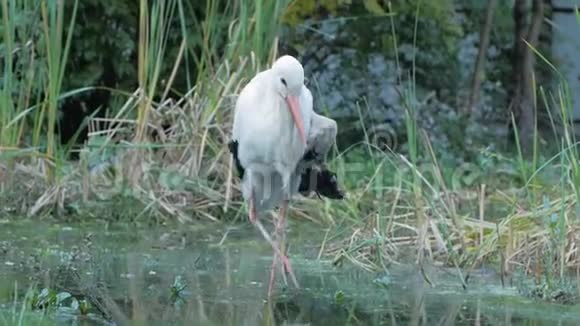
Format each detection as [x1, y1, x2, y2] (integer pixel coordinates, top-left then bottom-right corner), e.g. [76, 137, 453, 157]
[0, 0, 557, 158]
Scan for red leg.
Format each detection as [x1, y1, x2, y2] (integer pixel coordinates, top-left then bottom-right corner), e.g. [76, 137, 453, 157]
[249, 192, 276, 296]
[278, 227, 289, 288]
[253, 218, 298, 289]
[268, 247, 278, 297]
[277, 200, 299, 288]
[268, 206, 290, 297]
[250, 191, 299, 295]
[250, 191, 276, 250]
[249, 192, 257, 224]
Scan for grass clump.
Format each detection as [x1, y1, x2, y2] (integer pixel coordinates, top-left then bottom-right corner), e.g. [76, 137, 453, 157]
[0, 284, 59, 326]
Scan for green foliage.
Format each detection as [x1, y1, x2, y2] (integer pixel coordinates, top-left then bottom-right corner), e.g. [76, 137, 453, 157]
[391, 0, 463, 97]
[28, 288, 87, 314]
[0, 0, 80, 181]
[41, 0, 79, 181]
[0, 0, 45, 148]
[59, 0, 210, 94]
[63, 1, 138, 90]
[282, 0, 352, 25]
[284, 0, 464, 99]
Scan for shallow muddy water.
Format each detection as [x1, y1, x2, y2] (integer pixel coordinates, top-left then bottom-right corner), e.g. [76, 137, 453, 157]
[1, 219, 580, 325]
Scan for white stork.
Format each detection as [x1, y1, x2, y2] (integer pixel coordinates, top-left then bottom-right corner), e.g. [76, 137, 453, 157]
[228, 55, 343, 296]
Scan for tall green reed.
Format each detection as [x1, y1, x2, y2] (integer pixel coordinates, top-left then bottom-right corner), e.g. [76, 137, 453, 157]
[0, 0, 78, 184]
[39, 0, 78, 182]
[0, 0, 41, 149]
[134, 0, 177, 143]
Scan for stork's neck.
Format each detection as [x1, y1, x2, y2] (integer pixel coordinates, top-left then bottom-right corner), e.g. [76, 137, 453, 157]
[263, 71, 305, 150]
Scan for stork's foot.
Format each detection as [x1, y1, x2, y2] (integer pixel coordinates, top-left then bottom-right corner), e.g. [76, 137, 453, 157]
[268, 254, 297, 298]
[268, 254, 300, 298]
[278, 255, 298, 287]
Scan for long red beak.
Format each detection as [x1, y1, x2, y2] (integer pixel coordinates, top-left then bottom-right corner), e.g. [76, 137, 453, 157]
[286, 95, 306, 145]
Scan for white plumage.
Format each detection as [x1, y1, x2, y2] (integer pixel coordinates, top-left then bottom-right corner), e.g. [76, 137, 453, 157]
[229, 55, 342, 296]
[233, 83, 313, 213]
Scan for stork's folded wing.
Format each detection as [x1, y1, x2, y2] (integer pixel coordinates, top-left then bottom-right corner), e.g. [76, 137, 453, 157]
[307, 112, 337, 160]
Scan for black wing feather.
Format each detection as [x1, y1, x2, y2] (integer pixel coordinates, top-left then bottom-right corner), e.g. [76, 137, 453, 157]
[298, 148, 344, 200]
[228, 140, 245, 179]
[228, 141, 343, 200]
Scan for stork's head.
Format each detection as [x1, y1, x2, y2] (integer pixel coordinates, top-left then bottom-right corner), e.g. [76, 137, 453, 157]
[272, 55, 304, 97]
[271, 55, 306, 145]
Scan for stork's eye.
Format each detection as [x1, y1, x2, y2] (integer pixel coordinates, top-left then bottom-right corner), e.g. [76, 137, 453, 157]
[281, 78, 287, 86]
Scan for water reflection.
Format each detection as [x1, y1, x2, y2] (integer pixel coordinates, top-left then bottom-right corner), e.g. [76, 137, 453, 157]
[1, 221, 580, 325]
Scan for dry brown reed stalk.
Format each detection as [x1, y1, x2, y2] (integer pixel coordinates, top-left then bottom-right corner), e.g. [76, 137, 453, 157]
[0, 49, 260, 222]
[321, 173, 580, 285]
[66, 55, 257, 222]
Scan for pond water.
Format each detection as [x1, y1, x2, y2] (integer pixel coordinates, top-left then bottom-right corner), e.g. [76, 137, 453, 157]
[1, 219, 580, 325]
